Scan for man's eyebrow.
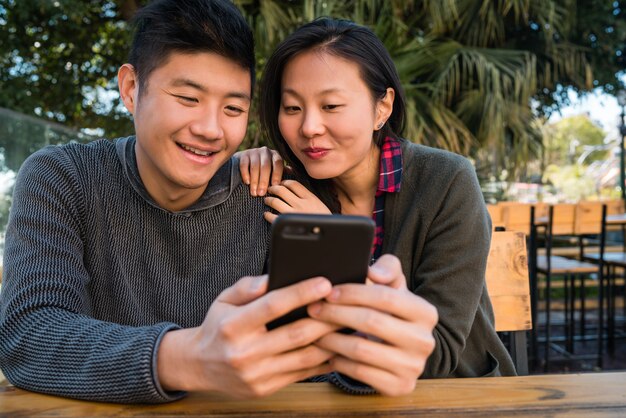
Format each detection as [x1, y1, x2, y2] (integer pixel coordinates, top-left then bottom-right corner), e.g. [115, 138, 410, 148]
[171, 78, 207, 92]
[171, 78, 251, 101]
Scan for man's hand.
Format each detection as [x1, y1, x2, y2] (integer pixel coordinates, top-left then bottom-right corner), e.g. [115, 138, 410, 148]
[157, 274, 337, 398]
[308, 255, 438, 396]
[236, 147, 284, 196]
[263, 180, 332, 223]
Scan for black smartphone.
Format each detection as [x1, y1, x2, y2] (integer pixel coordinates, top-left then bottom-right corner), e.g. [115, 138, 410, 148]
[266, 213, 375, 330]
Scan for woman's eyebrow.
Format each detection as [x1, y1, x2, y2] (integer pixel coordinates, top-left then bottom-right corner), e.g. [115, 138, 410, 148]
[282, 87, 343, 96]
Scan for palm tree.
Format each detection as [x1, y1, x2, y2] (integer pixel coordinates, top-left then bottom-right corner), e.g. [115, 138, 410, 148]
[237, 0, 594, 183]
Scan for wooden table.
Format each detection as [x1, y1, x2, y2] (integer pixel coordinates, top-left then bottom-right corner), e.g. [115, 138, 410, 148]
[535, 213, 626, 227]
[607, 213, 626, 225]
[1, 372, 625, 417]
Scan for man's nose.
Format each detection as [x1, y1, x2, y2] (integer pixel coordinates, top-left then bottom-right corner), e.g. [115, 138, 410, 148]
[190, 111, 223, 140]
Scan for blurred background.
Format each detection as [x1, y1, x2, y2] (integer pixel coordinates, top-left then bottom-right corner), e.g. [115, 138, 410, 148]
[0, 0, 625, 254]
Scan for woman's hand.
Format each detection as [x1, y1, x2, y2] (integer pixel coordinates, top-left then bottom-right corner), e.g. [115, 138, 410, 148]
[308, 254, 438, 396]
[236, 147, 284, 196]
[263, 180, 331, 223]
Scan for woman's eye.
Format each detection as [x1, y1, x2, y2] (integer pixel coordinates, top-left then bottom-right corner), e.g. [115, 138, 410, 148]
[323, 104, 341, 110]
[283, 106, 300, 113]
[225, 105, 245, 115]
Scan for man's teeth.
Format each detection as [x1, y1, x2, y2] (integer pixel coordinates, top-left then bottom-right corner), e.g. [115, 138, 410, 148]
[180, 144, 214, 156]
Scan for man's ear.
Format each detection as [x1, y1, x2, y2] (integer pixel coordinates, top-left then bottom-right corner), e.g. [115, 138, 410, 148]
[375, 87, 395, 130]
[118, 64, 138, 115]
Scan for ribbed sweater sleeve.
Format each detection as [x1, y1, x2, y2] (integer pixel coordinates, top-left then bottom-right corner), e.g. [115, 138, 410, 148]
[0, 147, 182, 403]
[0, 140, 271, 403]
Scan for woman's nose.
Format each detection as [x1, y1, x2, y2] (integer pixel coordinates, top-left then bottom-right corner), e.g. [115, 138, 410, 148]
[300, 110, 325, 138]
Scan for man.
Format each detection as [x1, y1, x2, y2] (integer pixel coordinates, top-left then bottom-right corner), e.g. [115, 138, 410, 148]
[0, 0, 436, 404]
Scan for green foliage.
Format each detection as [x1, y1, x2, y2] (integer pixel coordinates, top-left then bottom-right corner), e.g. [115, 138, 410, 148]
[1, 0, 624, 181]
[0, 0, 142, 138]
[543, 163, 598, 201]
[543, 114, 608, 166]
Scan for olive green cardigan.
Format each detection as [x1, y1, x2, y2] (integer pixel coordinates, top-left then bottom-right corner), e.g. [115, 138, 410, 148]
[382, 140, 516, 378]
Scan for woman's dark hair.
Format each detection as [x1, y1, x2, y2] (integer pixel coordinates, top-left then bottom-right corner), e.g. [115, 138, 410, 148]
[259, 17, 406, 213]
[129, 0, 255, 95]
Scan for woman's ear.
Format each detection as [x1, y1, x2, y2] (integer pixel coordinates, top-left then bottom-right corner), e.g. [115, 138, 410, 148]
[118, 64, 138, 115]
[375, 87, 395, 130]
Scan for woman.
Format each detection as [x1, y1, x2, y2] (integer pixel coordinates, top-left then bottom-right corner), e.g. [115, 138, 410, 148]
[243, 17, 516, 390]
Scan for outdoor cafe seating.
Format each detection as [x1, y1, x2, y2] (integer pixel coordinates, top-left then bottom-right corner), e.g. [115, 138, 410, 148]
[487, 199, 626, 373]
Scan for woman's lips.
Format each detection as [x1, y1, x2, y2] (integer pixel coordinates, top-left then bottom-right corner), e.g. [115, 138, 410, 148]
[303, 147, 330, 160]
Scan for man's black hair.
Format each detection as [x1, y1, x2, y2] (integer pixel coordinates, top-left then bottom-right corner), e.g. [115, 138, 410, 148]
[129, 0, 255, 94]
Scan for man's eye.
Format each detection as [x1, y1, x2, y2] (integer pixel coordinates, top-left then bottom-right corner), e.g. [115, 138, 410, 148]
[175, 95, 198, 103]
[323, 104, 341, 110]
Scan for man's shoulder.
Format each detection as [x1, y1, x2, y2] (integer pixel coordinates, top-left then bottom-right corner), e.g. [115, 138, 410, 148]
[25, 138, 118, 167]
[17, 138, 126, 191]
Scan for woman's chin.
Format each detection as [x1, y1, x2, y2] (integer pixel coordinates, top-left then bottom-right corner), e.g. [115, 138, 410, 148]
[305, 167, 337, 180]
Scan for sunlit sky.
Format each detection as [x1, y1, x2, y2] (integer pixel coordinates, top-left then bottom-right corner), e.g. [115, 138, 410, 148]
[549, 82, 626, 143]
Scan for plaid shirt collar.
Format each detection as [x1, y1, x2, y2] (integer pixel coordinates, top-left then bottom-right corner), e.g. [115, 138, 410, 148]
[376, 136, 403, 194]
[371, 136, 403, 262]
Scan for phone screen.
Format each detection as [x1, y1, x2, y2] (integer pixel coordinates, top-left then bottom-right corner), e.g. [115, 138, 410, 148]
[266, 213, 375, 330]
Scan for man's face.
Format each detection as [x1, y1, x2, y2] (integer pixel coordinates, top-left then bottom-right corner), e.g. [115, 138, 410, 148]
[119, 51, 251, 211]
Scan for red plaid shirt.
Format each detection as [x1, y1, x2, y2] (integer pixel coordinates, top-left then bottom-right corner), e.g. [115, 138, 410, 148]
[371, 136, 403, 262]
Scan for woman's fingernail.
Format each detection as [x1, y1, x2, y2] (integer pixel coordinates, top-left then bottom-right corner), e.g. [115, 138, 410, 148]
[316, 280, 331, 294]
[309, 302, 322, 316]
[328, 288, 340, 301]
[258, 188, 265, 195]
[370, 264, 386, 276]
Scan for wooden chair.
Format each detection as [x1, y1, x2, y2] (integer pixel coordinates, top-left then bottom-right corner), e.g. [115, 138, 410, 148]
[601, 199, 626, 249]
[500, 203, 533, 235]
[536, 203, 605, 370]
[532, 202, 550, 220]
[486, 204, 504, 230]
[550, 204, 576, 236]
[485, 230, 532, 375]
[581, 203, 624, 356]
[603, 199, 625, 215]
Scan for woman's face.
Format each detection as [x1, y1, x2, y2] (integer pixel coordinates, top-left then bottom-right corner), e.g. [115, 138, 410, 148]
[278, 49, 388, 181]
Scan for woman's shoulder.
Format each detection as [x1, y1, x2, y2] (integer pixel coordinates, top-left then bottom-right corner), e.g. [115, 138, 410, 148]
[399, 139, 474, 175]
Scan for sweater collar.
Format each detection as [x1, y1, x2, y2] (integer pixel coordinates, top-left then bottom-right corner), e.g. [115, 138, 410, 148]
[115, 136, 241, 213]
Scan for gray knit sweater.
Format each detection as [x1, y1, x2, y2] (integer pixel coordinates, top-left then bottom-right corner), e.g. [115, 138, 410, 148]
[0, 137, 271, 403]
[383, 140, 516, 377]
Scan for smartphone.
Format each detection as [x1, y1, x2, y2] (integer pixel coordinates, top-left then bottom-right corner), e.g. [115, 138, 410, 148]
[266, 213, 375, 330]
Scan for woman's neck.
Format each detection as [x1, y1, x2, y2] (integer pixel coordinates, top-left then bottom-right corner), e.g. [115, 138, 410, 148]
[333, 145, 380, 216]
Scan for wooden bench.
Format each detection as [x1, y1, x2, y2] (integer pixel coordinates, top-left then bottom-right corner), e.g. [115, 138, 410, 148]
[485, 230, 532, 375]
